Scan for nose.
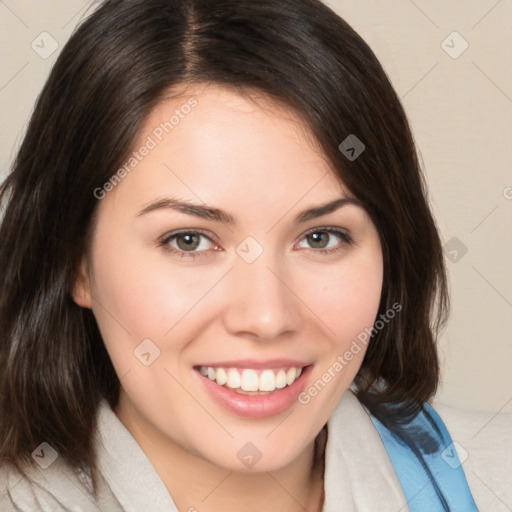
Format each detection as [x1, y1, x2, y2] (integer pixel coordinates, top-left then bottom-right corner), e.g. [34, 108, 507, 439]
[220, 249, 302, 341]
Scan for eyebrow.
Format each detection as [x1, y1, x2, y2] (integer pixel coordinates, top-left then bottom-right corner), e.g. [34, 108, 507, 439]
[136, 196, 363, 225]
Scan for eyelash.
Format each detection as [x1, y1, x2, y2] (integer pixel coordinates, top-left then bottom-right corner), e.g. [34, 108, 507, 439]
[159, 227, 353, 260]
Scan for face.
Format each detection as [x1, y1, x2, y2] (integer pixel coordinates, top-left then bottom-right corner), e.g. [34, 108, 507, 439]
[73, 83, 383, 473]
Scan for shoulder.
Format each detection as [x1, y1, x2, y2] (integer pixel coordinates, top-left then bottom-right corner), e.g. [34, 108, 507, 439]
[0, 458, 81, 511]
[432, 400, 512, 510]
[0, 463, 21, 511]
[0, 457, 121, 512]
[0, 460, 57, 511]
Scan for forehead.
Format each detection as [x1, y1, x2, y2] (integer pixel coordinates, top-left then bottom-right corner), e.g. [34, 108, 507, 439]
[144, 82, 325, 153]
[100, 83, 350, 219]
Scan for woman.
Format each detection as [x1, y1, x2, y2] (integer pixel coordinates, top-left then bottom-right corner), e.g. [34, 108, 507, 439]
[0, 0, 508, 510]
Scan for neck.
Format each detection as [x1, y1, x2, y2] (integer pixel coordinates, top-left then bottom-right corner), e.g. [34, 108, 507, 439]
[114, 395, 326, 512]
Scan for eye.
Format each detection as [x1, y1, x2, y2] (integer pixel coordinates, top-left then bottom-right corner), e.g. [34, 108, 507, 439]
[159, 226, 353, 259]
[159, 230, 219, 259]
[296, 227, 353, 255]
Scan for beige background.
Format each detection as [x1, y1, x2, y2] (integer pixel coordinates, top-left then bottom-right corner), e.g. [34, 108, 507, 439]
[0, 1, 511, 413]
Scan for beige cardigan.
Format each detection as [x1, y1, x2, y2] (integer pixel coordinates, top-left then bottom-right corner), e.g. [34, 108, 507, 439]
[1, 390, 510, 511]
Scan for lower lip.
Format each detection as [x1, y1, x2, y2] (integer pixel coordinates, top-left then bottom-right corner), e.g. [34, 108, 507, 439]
[195, 365, 313, 419]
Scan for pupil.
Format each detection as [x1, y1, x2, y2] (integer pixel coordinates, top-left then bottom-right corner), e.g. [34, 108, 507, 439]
[178, 234, 199, 250]
[309, 232, 328, 248]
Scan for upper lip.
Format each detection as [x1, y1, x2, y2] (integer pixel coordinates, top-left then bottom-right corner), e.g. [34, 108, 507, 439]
[195, 359, 312, 369]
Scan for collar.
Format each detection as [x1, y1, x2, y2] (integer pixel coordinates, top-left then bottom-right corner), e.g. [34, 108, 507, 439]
[95, 401, 177, 511]
[95, 390, 408, 511]
[322, 389, 408, 511]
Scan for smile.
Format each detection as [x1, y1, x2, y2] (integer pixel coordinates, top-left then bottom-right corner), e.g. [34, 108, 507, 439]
[194, 362, 312, 418]
[199, 366, 303, 393]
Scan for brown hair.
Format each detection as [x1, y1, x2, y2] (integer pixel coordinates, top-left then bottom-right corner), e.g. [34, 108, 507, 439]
[0, 0, 449, 498]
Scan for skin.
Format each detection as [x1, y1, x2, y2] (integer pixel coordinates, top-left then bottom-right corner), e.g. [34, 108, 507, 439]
[73, 83, 383, 512]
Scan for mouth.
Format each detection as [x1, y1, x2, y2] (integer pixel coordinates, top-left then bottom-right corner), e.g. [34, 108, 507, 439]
[197, 365, 304, 394]
[193, 361, 312, 418]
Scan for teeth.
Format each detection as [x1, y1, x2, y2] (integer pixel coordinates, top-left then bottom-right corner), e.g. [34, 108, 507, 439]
[241, 369, 259, 391]
[286, 367, 297, 385]
[199, 365, 305, 392]
[216, 367, 227, 386]
[259, 369, 276, 391]
[227, 368, 241, 389]
[275, 369, 287, 389]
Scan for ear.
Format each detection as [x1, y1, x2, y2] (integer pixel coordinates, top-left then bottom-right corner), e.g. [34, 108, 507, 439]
[71, 255, 92, 308]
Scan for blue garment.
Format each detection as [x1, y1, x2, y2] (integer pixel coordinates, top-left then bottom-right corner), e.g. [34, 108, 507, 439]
[370, 403, 479, 511]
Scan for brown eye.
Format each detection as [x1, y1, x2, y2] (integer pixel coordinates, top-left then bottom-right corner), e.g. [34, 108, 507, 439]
[305, 232, 330, 249]
[175, 233, 202, 251]
[297, 227, 353, 255]
[160, 230, 218, 259]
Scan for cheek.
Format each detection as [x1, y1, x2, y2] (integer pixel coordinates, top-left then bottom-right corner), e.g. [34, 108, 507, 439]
[301, 250, 383, 347]
[295, 255, 383, 417]
[90, 236, 193, 333]
[88, 236, 218, 373]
